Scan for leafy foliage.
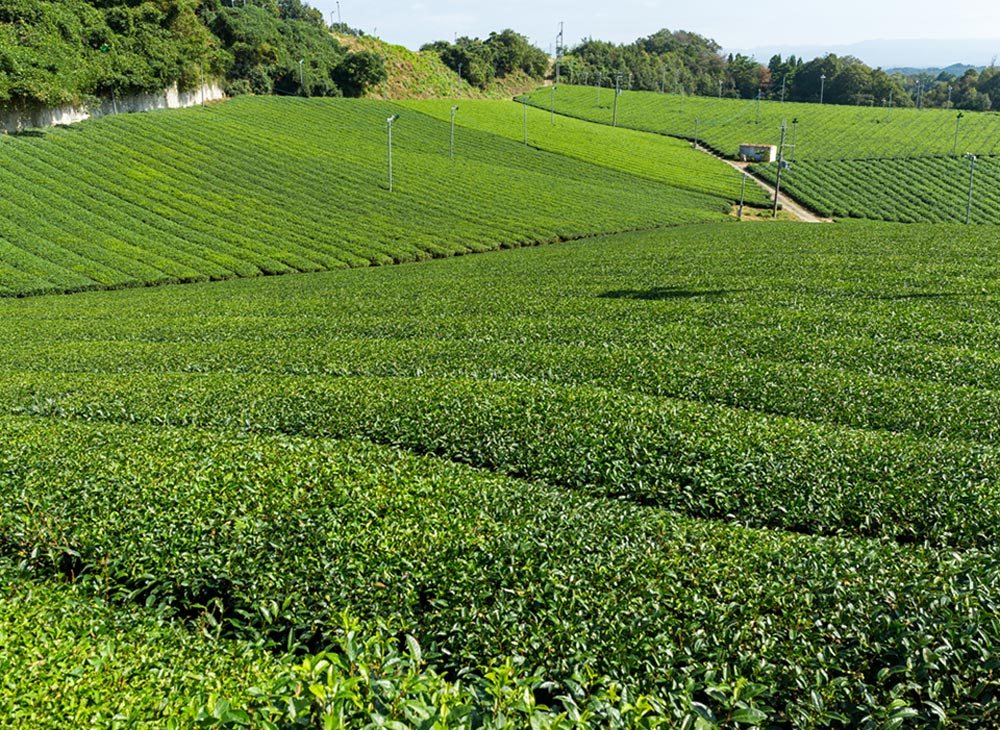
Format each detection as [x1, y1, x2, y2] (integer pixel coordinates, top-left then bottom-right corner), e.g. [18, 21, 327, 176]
[421, 30, 547, 89]
[3, 222, 1000, 724]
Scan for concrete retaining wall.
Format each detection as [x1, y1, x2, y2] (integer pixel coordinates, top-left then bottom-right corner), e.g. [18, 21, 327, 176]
[1, 82, 226, 133]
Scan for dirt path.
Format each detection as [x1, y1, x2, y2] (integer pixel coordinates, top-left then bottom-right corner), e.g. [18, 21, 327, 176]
[695, 144, 832, 223]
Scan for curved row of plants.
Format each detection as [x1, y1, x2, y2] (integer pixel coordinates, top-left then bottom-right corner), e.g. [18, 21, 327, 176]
[403, 99, 771, 205]
[521, 84, 1000, 162]
[0, 95, 726, 297]
[751, 155, 1000, 223]
[3, 419, 998, 727]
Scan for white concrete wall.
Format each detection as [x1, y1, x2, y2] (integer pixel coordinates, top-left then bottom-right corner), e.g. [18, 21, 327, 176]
[1, 82, 226, 134]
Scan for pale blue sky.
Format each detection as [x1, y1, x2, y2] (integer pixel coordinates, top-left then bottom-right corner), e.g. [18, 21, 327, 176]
[318, 0, 1000, 61]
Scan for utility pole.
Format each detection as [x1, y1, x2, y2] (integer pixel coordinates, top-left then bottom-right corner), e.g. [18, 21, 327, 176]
[200, 61, 205, 107]
[738, 172, 747, 220]
[953, 112, 964, 158]
[781, 74, 786, 102]
[596, 73, 602, 107]
[886, 89, 893, 121]
[551, 85, 556, 125]
[612, 73, 622, 127]
[298, 58, 305, 95]
[523, 96, 528, 146]
[756, 88, 761, 122]
[450, 105, 458, 159]
[820, 74, 826, 104]
[718, 79, 723, 99]
[555, 22, 564, 84]
[791, 117, 798, 164]
[693, 117, 699, 149]
[336, 1, 341, 24]
[965, 153, 977, 224]
[386, 114, 399, 192]
[773, 120, 788, 217]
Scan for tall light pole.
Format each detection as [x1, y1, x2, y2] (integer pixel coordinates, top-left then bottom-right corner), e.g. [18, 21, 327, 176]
[550, 84, 556, 125]
[612, 72, 622, 127]
[773, 119, 787, 217]
[386, 114, 399, 192]
[596, 72, 602, 107]
[953, 112, 964, 158]
[819, 73, 826, 104]
[555, 22, 564, 84]
[336, 1, 341, 23]
[965, 153, 976, 224]
[781, 73, 786, 102]
[450, 105, 458, 159]
[298, 58, 305, 95]
[791, 117, 798, 164]
[947, 84, 953, 109]
[718, 79, 723, 99]
[522, 96, 528, 146]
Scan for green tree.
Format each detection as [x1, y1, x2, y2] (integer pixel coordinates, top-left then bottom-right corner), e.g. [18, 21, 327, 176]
[333, 51, 385, 97]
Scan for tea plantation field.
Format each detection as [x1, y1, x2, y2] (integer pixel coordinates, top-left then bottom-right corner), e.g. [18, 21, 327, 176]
[522, 84, 1000, 225]
[522, 85, 1000, 162]
[401, 99, 771, 205]
[0, 96, 729, 297]
[751, 155, 1000, 224]
[3, 221, 1000, 726]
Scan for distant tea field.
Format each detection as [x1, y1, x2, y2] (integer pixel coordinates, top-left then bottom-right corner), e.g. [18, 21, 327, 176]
[525, 84, 1000, 224]
[3, 219, 1000, 726]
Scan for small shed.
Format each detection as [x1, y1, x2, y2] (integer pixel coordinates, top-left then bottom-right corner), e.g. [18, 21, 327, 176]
[739, 144, 777, 163]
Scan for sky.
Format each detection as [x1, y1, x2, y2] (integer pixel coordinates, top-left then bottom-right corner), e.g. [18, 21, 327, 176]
[316, 0, 1000, 66]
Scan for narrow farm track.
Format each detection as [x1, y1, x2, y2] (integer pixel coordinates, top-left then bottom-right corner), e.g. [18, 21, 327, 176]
[699, 144, 832, 222]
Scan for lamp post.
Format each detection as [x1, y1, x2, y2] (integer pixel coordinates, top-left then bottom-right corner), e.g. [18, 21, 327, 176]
[613, 73, 622, 127]
[773, 119, 788, 218]
[386, 114, 399, 192]
[450, 105, 459, 159]
[819, 73, 826, 104]
[522, 96, 528, 146]
[953, 112, 964, 158]
[791, 117, 798, 164]
[965, 153, 976, 224]
[550, 85, 556, 125]
[298, 58, 305, 95]
[781, 73, 786, 102]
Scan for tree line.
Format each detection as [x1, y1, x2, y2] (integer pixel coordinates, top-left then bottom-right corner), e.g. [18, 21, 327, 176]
[0, 0, 387, 106]
[562, 29, 997, 111]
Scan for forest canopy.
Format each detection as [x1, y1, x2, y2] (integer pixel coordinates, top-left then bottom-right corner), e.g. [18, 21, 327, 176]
[0, 0, 386, 104]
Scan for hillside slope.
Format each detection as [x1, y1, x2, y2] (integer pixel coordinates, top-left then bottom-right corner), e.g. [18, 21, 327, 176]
[0, 96, 727, 298]
[334, 34, 543, 100]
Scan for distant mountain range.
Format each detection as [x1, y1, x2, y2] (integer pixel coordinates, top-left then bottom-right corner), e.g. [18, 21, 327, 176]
[727, 38, 1000, 72]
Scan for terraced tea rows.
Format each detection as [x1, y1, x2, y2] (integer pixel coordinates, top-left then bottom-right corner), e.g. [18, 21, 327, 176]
[0, 96, 727, 297]
[751, 155, 1000, 223]
[521, 84, 1000, 161]
[401, 99, 771, 204]
[3, 221, 1000, 725]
